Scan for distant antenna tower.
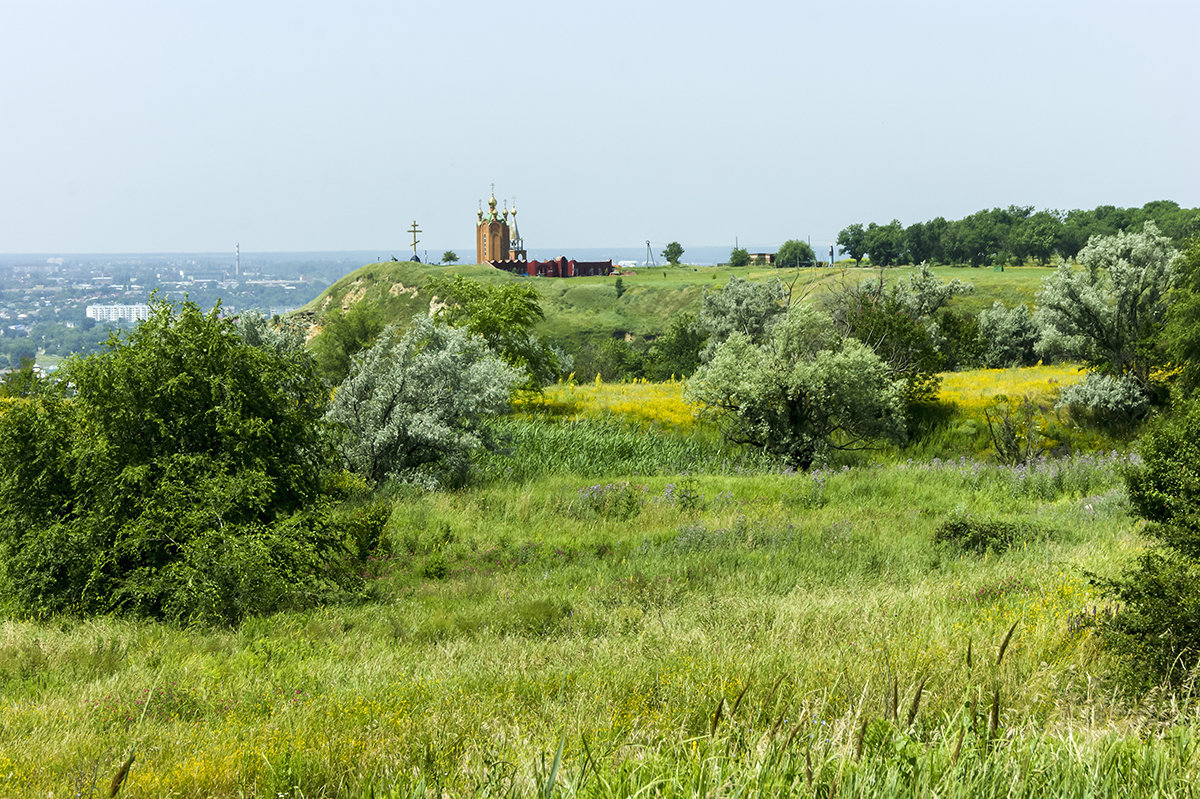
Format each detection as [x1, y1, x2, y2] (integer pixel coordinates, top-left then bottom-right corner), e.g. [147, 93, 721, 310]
[235, 242, 240, 278]
[645, 240, 657, 267]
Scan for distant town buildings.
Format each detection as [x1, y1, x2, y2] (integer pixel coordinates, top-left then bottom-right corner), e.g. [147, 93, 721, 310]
[476, 188, 613, 278]
[85, 304, 152, 323]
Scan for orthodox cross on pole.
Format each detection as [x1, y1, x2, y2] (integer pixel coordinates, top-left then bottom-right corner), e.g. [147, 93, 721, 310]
[408, 220, 422, 260]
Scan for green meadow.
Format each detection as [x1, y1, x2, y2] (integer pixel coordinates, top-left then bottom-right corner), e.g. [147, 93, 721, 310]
[1, 402, 1189, 797]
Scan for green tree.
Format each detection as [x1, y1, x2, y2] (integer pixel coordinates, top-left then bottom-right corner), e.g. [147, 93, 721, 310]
[1161, 237, 1200, 393]
[0, 337, 36, 369]
[661, 242, 684, 265]
[1009, 210, 1061, 265]
[686, 304, 905, 469]
[933, 309, 985, 372]
[729, 247, 751, 268]
[865, 220, 906, 266]
[311, 302, 386, 384]
[0, 358, 45, 398]
[644, 313, 707, 380]
[441, 250, 459, 264]
[593, 338, 646, 382]
[0, 301, 351, 624]
[776, 239, 815, 269]
[1036, 221, 1178, 413]
[977, 302, 1039, 368]
[427, 275, 564, 389]
[825, 265, 970, 401]
[324, 317, 520, 486]
[699, 276, 786, 359]
[837, 223, 868, 266]
[905, 221, 935, 265]
[894, 263, 973, 319]
[1100, 399, 1200, 687]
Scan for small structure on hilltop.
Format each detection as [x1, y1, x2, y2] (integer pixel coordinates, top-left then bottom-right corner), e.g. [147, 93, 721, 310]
[476, 188, 525, 263]
[476, 187, 613, 277]
[490, 256, 613, 278]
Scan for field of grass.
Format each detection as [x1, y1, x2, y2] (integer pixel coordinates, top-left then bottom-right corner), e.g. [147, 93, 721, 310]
[1, 447, 1163, 797]
[5, 359, 1195, 797]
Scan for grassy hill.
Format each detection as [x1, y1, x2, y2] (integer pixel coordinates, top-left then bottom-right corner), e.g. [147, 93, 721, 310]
[294, 260, 1057, 350]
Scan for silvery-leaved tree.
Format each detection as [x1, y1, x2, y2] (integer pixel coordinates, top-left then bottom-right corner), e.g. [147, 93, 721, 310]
[685, 303, 906, 470]
[698, 275, 786, 360]
[1035, 221, 1179, 418]
[325, 316, 521, 486]
[977, 301, 1039, 368]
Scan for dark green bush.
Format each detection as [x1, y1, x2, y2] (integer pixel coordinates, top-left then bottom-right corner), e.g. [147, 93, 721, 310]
[422, 553, 449, 580]
[0, 301, 369, 625]
[1102, 398, 1200, 686]
[1099, 550, 1200, 686]
[514, 599, 572, 635]
[333, 500, 393, 562]
[934, 515, 1046, 554]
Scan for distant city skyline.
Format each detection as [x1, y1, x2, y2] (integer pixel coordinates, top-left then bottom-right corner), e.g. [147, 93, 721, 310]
[2, 0, 1197, 254]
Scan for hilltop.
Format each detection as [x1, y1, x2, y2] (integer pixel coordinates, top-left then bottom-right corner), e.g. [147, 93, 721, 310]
[294, 260, 1057, 351]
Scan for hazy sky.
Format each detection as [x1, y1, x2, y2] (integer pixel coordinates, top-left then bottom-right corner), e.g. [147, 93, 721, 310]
[2, 0, 1197, 255]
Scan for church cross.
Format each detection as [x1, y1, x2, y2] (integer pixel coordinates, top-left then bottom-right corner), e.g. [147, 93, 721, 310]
[408, 220, 422, 259]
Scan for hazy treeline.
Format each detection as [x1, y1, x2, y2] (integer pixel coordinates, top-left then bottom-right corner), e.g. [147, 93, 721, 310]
[838, 200, 1200, 267]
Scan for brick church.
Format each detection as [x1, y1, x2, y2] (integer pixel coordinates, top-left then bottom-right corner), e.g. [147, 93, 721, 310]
[476, 189, 613, 278]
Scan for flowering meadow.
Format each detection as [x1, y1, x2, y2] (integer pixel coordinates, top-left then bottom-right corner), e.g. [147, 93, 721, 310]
[516, 363, 1088, 443]
[939, 362, 1086, 412]
[514, 377, 699, 431]
[3, 373, 1196, 797]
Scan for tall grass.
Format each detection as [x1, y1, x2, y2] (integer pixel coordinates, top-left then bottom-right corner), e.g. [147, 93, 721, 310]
[1, 452, 1165, 797]
[475, 416, 772, 481]
[0, 371, 1174, 797]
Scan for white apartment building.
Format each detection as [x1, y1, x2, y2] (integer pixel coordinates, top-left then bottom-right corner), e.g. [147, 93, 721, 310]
[85, 304, 152, 323]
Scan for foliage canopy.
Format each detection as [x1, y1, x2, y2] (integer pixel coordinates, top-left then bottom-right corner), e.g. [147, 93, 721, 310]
[686, 304, 906, 469]
[699, 276, 786, 360]
[0, 301, 364, 624]
[1103, 398, 1200, 686]
[324, 317, 521, 486]
[661, 241, 684, 265]
[427, 274, 563, 389]
[1037, 222, 1177, 419]
[776, 239, 815, 268]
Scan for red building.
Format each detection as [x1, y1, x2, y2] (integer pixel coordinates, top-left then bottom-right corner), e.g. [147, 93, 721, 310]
[490, 257, 613, 277]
